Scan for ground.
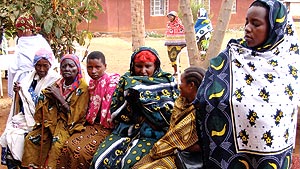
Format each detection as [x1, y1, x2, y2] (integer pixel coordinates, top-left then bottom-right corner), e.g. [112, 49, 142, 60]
[0, 30, 300, 168]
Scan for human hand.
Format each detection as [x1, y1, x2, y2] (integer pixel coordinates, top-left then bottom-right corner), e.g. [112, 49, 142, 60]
[45, 85, 61, 100]
[13, 82, 21, 92]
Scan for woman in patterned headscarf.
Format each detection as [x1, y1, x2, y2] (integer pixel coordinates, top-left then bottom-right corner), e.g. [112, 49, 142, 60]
[21, 54, 89, 169]
[165, 11, 186, 76]
[194, 0, 300, 168]
[0, 48, 59, 168]
[90, 46, 179, 169]
[194, 8, 213, 59]
[8, 12, 54, 98]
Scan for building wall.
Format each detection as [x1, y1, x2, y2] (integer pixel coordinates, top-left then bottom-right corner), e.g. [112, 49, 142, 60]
[210, 0, 253, 29]
[77, 0, 252, 33]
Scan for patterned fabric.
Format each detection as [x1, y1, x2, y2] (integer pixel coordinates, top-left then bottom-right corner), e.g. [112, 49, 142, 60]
[194, 1, 300, 168]
[59, 54, 83, 96]
[57, 124, 111, 169]
[86, 73, 120, 127]
[194, 8, 213, 55]
[21, 78, 89, 168]
[243, 0, 287, 52]
[90, 46, 179, 169]
[0, 68, 59, 163]
[167, 46, 185, 67]
[132, 96, 198, 169]
[165, 12, 186, 46]
[15, 13, 36, 33]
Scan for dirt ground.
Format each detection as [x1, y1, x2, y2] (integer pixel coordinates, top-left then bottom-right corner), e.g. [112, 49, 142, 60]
[0, 28, 300, 168]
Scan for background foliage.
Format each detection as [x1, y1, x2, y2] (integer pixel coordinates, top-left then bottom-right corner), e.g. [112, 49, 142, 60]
[0, 0, 102, 58]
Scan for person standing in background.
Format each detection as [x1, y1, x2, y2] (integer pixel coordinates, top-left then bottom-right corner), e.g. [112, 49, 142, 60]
[194, 8, 213, 60]
[165, 11, 186, 76]
[7, 12, 54, 98]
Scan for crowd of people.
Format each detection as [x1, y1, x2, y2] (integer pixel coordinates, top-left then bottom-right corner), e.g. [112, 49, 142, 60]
[0, 0, 299, 169]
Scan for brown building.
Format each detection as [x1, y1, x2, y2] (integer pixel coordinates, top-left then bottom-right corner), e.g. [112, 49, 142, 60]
[77, 0, 254, 34]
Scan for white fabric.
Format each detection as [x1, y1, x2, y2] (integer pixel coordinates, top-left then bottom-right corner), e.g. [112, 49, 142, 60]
[0, 69, 59, 161]
[231, 15, 300, 154]
[7, 34, 53, 98]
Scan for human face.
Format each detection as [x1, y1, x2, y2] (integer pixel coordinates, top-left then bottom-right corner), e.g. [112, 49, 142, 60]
[60, 58, 78, 82]
[179, 74, 190, 100]
[167, 15, 175, 22]
[35, 58, 50, 78]
[179, 73, 197, 103]
[133, 62, 156, 77]
[244, 6, 269, 48]
[87, 58, 106, 80]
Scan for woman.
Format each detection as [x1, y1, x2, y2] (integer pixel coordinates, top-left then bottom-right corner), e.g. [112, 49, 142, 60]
[194, 8, 213, 60]
[0, 48, 59, 168]
[90, 46, 179, 169]
[133, 66, 205, 169]
[165, 11, 186, 76]
[21, 54, 89, 169]
[7, 12, 54, 98]
[194, 0, 300, 168]
[57, 51, 120, 168]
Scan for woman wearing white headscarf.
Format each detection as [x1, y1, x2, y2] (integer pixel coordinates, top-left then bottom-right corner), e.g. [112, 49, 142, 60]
[0, 48, 59, 168]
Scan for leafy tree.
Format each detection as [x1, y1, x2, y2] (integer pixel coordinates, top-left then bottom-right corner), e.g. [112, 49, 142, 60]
[0, 0, 102, 58]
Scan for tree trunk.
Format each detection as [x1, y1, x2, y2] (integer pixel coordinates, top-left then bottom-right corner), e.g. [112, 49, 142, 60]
[131, 0, 145, 51]
[205, 0, 234, 68]
[179, 0, 201, 67]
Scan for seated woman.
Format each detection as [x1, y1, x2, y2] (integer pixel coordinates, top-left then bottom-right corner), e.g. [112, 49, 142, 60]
[0, 48, 59, 168]
[90, 46, 179, 169]
[57, 51, 120, 168]
[21, 54, 89, 168]
[133, 66, 205, 169]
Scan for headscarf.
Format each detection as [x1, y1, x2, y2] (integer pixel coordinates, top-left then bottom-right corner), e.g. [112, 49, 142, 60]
[238, 0, 287, 52]
[130, 46, 161, 76]
[33, 48, 54, 66]
[15, 13, 36, 33]
[134, 50, 157, 63]
[59, 54, 83, 95]
[167, 11, 178, 17]
[110, 46, 179, 132]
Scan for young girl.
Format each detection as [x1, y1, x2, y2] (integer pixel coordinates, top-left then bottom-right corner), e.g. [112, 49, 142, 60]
[133, 66, 206, 168]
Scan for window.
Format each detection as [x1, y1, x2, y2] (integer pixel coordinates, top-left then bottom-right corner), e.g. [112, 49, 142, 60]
[232, 0, 237, 13]
[150, 0, 169, 16]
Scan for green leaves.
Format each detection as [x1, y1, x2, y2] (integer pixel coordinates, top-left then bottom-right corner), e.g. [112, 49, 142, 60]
[43, 19, 53, 34]
[0, 0, 103, 58]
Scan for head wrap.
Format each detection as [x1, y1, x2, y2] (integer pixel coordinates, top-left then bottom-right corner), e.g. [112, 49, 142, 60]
[130, 46, 161, 76]
[60, 54, 83, 93]
[134, 50, 157, 63]
[33, 48, 54, 66]
[15, 13, 36, 33]
[248, 0, 287, 51]
[197, 8, 209, 19]
[167, 11, 178, 17]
